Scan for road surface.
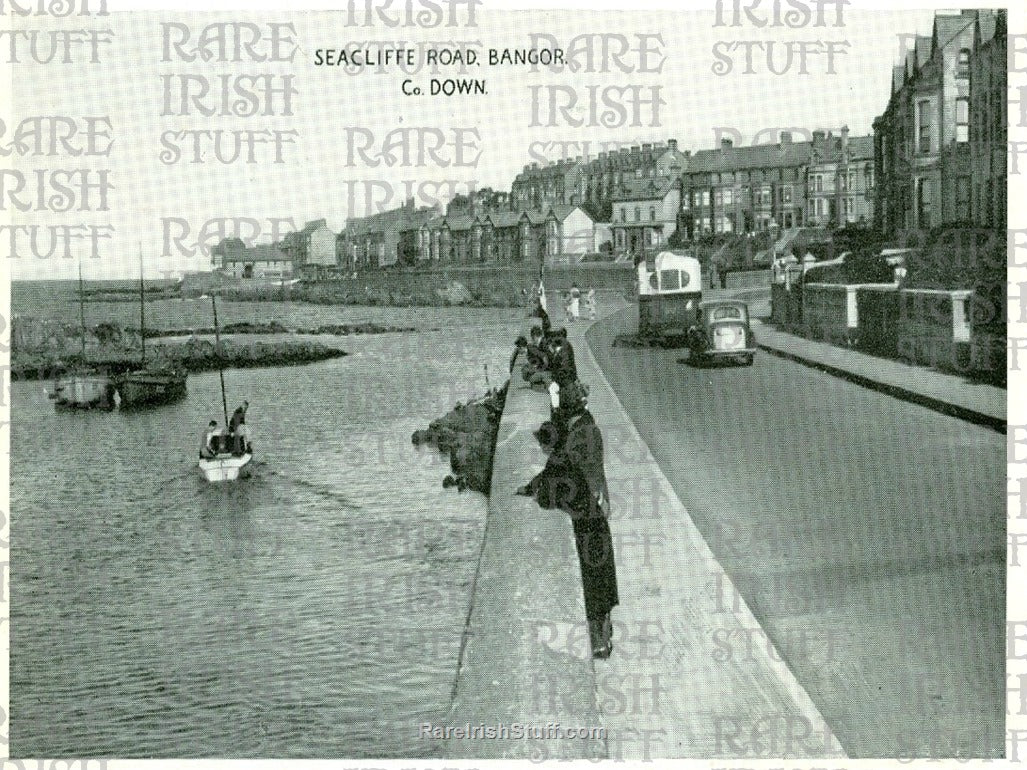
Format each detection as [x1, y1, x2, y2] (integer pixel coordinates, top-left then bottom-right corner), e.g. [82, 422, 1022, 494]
[586, 305, 1005, 757]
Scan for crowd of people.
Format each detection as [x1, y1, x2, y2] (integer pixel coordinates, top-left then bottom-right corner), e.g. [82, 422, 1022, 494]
[199, 401, 252, 458]
[509, 291, 619, 660]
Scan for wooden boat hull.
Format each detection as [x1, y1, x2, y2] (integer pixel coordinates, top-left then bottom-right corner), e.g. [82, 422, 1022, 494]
[118, 371, 188, 407]
[198, 453, 252, 482]
[52, 374, 115, 410]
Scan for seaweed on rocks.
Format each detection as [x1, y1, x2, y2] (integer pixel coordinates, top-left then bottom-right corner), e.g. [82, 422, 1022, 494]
[412, 382, 508, 496]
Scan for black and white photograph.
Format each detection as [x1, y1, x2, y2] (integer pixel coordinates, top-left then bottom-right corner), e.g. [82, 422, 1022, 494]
[2, 0, 1021, 764]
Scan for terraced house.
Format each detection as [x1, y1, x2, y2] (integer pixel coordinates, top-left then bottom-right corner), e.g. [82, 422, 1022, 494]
[679, 134, 811, 239]
[873, 9, 997, 238]
[805, 127, 875, 228]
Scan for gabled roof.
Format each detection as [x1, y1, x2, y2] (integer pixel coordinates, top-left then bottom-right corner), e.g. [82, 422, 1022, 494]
[684, 141, 811, 175]
[976, 8, 1000, 47]
[549, 204, 596, 223]
[611, 175, 676, 202]
[520, 209, 548, 226]
[891, 65, 905, 95]
[915, 34, 932, 67]
[486, 211, 522, 228]
[300, 218, 328, 234]
[933, 11, 976, 52]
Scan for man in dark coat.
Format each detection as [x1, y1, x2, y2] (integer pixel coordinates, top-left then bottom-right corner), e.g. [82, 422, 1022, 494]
[517, 403, 618, 659]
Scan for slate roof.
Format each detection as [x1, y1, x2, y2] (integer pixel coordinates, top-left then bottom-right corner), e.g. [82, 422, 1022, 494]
[610, 175, 676, 202]
[683, 141, 812, 175]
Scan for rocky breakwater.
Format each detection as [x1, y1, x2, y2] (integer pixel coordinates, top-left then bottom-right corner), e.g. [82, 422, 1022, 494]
[412, 383, 508, 494]
[10, 316, 347, 381]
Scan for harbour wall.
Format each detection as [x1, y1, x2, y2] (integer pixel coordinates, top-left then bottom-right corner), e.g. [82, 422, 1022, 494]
[445, 363, 606, 760]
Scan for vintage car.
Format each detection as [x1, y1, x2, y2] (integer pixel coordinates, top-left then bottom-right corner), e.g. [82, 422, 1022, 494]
[687, 299, 757, 366]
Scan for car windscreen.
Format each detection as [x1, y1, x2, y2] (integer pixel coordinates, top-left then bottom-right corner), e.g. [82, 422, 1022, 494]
[711, 305, 743, 321]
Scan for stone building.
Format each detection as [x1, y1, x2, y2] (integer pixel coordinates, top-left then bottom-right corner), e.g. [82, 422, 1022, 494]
[873, 10, 994, 238]
[679, 134, 811, 239]
[805, 128, 875, 228]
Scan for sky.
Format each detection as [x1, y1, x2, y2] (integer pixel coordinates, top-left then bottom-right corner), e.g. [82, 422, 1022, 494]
[7, 3, 946, 279]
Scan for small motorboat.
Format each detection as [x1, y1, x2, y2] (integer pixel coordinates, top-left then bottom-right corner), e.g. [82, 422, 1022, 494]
[199, 295, 253, 483]
[198, 451, 252, 482]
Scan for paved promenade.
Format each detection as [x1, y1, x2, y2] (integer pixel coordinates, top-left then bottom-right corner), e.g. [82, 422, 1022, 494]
[563, 309, 845, 759]
[753, 320, 1005, 432]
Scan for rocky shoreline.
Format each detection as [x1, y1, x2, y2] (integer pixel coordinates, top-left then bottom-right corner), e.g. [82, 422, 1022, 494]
[412, 382, 508, 495]
[141, 320, 420, 337]
[11, 339, 347, 381]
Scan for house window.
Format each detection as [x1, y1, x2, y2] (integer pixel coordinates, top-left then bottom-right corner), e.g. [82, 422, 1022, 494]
[701, 191, 710, 206]
[864, 163, 873, 189]
[916, 177, 932, 228]
[957, 48, 970, 79]
[844, 198, 854, 219]
[782, 185, 792, 205]
[714, 190, 723, 207]
[918, 99, 932, 154]
[814, 175, 823, 193]
[649, 206, 656, 222]
[723, 188, 733, 205]
[956, 97, 969, 143]
[634, 206, 641, 222]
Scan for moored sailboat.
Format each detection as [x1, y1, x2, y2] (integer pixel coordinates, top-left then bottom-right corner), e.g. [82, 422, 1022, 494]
[51, 262, 115, 410]
[198, 295, 252, 482]
[117, 247, 187, 408]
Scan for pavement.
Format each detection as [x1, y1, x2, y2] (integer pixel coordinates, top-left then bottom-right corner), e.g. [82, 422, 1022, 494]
[752, 319, 1006, 433]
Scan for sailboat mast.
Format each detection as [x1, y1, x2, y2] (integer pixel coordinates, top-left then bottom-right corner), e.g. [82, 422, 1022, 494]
[139, 245, 146, 366]
[211, 295, 229, 427]
[78, 260, 86, 359]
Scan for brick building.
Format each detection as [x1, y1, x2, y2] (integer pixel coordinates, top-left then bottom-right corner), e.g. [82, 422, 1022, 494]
[679, 134, 811, 239]
[805, 128, 875, 228]
[873, 10, 994, 238]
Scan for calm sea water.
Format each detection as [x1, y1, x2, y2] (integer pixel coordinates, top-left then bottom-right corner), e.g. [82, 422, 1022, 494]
[11, 281, 526, 757]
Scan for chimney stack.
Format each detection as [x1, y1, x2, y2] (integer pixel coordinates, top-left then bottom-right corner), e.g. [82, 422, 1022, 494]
[841, 124, 850, 149]
[668, 138, 678, 151]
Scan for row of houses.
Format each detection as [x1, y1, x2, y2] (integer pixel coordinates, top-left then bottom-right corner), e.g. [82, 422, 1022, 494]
[873, 8, 1006, 237]
[214, 9, 1005, 278]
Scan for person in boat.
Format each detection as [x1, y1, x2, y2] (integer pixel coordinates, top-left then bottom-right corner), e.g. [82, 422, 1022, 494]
[516, 398, 618, 659]
[229, 401, 250, 455]
[200, 420, 221, 458]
